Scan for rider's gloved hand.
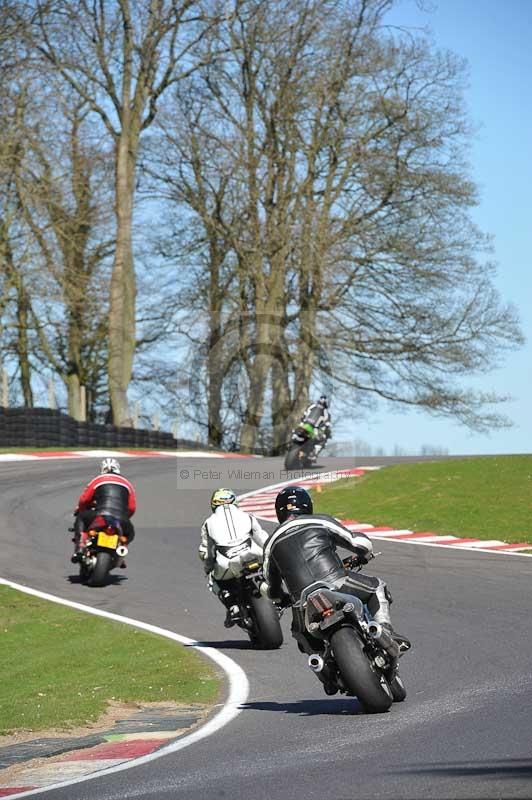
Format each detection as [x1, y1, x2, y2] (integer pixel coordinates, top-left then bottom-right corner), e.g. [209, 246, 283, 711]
[344, 551, 370, 569]
[198, 550, 214, 574]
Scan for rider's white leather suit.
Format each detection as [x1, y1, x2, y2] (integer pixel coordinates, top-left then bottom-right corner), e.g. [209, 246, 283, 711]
[199, 504, 269, 587]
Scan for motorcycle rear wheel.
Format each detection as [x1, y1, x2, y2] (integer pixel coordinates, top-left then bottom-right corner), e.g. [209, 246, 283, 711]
[248, 595, 283, 649]
[88, 551, 113, 587]
[284, 445, 303, 470]
[331, 627, 393, 713]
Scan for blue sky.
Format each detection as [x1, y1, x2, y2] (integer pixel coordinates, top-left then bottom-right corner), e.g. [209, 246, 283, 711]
[345, 0, 532, 456]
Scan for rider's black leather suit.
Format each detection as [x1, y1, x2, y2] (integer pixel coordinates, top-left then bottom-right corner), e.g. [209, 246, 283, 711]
[76, 483, 135, 541]
[263, 514, 391, 649]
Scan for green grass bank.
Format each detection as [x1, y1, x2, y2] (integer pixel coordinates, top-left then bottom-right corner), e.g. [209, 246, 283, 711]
[0, 586, 219, 736]
[315, 455, 532, 543]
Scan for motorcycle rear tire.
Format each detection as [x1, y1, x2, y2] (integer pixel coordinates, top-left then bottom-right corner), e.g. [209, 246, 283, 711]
[331, 627, 393, 713]
[284, 446, 302, 471]
[88, 552, 113, 587]
[249, 594, 283, 650]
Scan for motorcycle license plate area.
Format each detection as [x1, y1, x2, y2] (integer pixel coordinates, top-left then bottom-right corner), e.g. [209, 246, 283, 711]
[96, 532, 119, 549]
[319, 609, 346, 630]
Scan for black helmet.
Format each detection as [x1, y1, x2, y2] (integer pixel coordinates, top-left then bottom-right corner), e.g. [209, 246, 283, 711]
[318, 395, 328, 408]
[275, 485, 313, 523]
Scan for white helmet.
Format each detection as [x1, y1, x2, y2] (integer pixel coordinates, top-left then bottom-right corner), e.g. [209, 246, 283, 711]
[101, 457, 121, 475]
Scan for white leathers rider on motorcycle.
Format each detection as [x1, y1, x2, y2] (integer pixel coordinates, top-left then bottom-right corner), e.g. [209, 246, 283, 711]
[199, 488, 269, 627]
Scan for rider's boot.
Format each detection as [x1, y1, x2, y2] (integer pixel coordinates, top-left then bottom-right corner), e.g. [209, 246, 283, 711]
[71, 537, 83, 563]
[70, 531, 88, 564]
[224, 605, 240, 628]
[382, 622, 411, 656]
[317, 668, 338, 696]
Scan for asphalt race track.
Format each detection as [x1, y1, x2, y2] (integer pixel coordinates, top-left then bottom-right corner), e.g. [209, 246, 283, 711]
[0, 455, 531, 799]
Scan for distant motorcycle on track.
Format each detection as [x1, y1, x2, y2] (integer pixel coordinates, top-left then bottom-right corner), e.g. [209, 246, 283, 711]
[70, 516, 129, 587]
[284, 422, 324, 470]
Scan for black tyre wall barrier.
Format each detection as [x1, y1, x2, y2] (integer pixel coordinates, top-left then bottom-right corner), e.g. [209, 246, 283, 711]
[0, 408, 198, 450]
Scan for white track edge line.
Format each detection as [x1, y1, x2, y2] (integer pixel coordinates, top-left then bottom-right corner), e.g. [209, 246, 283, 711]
[0, 578, 249, 799]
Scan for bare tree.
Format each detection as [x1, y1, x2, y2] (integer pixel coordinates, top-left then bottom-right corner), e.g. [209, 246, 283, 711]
[155, 0, 523, 450]
[18, 0, 223, 423]
[0, 70, 115, 418]
[0, 88, 38, 406]
[15, 97, 114, 418]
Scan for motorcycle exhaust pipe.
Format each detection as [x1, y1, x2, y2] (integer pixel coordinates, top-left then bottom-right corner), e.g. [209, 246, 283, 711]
[116, 545, 128, 558]
[367, 621, 400, 659]
[308, 654, 324, 673]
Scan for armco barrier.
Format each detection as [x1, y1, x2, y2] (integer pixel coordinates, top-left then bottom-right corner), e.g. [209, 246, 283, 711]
[0, 407, 195, 450]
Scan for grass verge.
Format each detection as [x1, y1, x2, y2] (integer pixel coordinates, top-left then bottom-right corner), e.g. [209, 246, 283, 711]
[0, 586, 219, 736]
[315, 455, 532, 543]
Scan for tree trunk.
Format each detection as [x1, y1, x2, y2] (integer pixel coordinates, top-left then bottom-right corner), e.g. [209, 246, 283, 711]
[16, 280, 33, 408]
[239, 311, 270, 452]
[109, 132, 137, 426]
[207, 242, 224, 447]
[0, 219, 33, 406]
[271, 341, 292, 455]
[66, 307, 83, 419]
[67, 373, 82, 419]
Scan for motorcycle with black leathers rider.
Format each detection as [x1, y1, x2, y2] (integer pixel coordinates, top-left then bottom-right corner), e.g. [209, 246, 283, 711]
[263, 487, 411, 713]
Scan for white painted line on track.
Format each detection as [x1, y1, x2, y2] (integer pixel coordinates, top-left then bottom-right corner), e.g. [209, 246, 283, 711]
[343, 523, 377, 532]
[371, 538, 532, 556]
[450, 539, 505, 548]
[0, 578, 250, 799]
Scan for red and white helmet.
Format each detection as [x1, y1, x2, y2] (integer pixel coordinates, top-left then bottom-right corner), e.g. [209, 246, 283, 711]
[101, 457, 121, 475]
